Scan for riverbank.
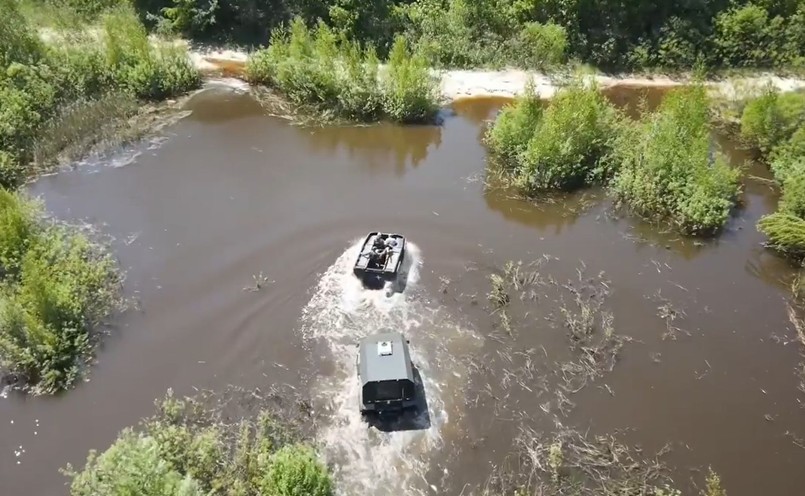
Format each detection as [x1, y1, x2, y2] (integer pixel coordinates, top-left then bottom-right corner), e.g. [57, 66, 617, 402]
[186, 44, 805, 103]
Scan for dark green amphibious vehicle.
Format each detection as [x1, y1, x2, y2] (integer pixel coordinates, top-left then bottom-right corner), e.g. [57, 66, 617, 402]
[356, 331, 417, 416]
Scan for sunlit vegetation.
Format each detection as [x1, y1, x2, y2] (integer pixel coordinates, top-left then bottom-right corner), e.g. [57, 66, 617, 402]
[134, 0, 805, 73]
[611, 86, 741, 235]
[485, 81, 621, 194]
[741, 89, 805, 258]
[485, 83, 740, 235]
[65, 389, 334, 496]
[0, 0, 200, 393]
[245, 18, 439, 124]
[0, 0, 200, 181]
[0, 190, 121, 394]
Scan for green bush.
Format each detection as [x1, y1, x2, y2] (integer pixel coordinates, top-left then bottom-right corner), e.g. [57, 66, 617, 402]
[780, 172, 805, 219]
[103, 6, 200, 100]
[259, 445, 334, 496]
[381, 35, 439, 124]
[512, 22, 567, 69]
[741, 89, 805, 156]
[0, 189, 38, 276]
[516, 83, 620, 192]
[247, 19, 438, 123]
[68, 430, 202, 496]
[0, 0, 46, 67]
[611, 86, 741, 235]
[758, 212, 805, 258]
[0, 191, 120, 393]
[770, 126, 805, 182]
[66, 391, 334, 496]
[0, 151, 24, 189]
[484, 79, 543, 167]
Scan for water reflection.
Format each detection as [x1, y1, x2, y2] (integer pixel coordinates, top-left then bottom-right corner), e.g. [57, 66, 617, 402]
[184, 85, 264, 123]
[300, 122, 443, 176]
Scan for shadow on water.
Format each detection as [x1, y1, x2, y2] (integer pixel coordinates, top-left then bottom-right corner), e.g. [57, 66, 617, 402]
[363, 367, 432, 433]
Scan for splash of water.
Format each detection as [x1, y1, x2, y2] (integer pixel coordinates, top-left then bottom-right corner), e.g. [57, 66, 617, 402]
[299, 238, 481, 495]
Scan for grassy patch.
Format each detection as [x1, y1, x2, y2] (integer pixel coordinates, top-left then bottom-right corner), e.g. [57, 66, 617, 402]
[245, 17, 439, 124]
[0, 190, 121, 394]
[611, 85, 741, 235]
[64, 387, 334, 496]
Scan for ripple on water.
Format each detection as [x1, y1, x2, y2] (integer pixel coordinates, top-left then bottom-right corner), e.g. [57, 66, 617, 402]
[299, 239, 483, 495]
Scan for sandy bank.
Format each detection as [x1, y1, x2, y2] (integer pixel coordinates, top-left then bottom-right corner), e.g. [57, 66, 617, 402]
[189, 46, 805, 103]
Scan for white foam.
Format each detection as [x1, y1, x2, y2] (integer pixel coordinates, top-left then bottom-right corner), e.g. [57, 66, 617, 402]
[299, 238, 481, 495]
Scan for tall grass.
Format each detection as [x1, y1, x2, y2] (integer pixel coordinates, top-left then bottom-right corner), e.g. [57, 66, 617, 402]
[246, 17, 439, 124]
[611, 86, 741, 235]
[484, 81, 621, 194]
[0, 190, 121, 394]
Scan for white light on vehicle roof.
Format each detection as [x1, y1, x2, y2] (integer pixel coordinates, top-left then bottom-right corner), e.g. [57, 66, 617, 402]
[377, 340, 393, 356]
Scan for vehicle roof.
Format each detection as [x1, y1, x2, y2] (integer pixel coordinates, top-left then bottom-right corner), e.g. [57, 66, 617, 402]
[358, 331, 414, 385]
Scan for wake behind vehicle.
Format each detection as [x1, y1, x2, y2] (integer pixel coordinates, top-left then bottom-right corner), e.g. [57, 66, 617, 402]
[354, 232, 406, 288]
[356, 331, 417, 417]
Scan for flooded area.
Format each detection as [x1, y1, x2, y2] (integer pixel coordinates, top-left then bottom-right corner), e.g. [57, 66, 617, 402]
[1, 83, 804, 495]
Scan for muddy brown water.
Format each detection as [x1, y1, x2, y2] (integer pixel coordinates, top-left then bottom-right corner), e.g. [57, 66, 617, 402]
[1, 83, 804, 495]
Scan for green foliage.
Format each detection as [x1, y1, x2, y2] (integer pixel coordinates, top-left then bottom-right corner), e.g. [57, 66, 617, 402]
[66, 391, 334, 496]
[0, 1, 199, 171]
[381, 35, 439, 124]
[780, 169, 805, 218]
[517, 83, 620, 192]
[485, 81, 620, 193]
[0, 151, 24, 189]
[259, 445, 334, 496]
[512, 22, 568, 69]
[611, 86, 741, 235]
[758, 212, 805, 258]
[0, 193, 120, 393]
[0, 0, 46, 67]
[770, 126, 805, 182]
[485, 79, 544, 166]
[741, 89, 805, 155]
[68, 430, 202, 496]
[713, 3, 805, 68]
[246, 19, 438, 123]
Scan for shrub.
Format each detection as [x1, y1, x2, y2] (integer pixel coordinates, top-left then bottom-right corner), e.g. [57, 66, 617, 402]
[103, 5, 200, 100]
[740, 89, 805, 156]
[0, 0, 46, 67]
[769, 126, 805, 182]
[714, 4, 774, 68]
[516, 83, 620, 192]
[247, 20, 438, 123]
[258, 444, 334, 496]
[512, 22, 567, 69]
[611, 86, 741, 235]
[68, 430, 202, 496]
[0, 151, 24, 189]
[0, 189, 38, 276]
[758, 212, 805, 258]
[0, 191, 120, 393]
[780, 169, 805, 219]
[66, 390, 334, 496]
[381, 35, 439, 124]
[485, 79, 543, 166]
